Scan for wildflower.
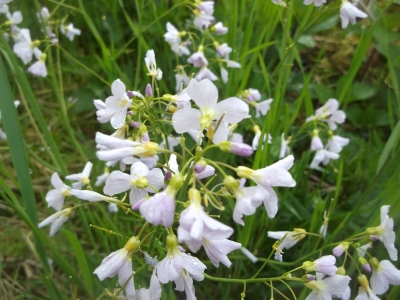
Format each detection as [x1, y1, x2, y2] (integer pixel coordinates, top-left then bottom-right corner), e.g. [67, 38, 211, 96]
[70, 189, 114, 202]
[203, 238, 241, 268]
[94, 236, 140, 298]
[271, 0, 287, 6]
[95, 79, 132, 128]
[219, 141, 253, 157]
[193, 1, 214, 30]
[195, 66, 218, 81]
[306, 99, 346, 130]
[366, 205, 397, 261]
[164, 22, 184, 45]
[28, 53, 47, 77]
[175, 72, 190, 91]
[155, 234, 206, 299]
[220, 67, 228, 83]
[65, 161, 93, 190]
[13, 29, 42, 64]
[302, 255, 338, 276]
[370, 258, 400, 295]
[5, 11, 22, 25]
[60, 23, 81, 41]
[311, 129, 323, 151]
[327, 133, 350, 153]
[0, 0, 12, 14]
[355, 275, 380, 300]
[255, 99, 273, 118]
[215, 42, 232, 59]
[135, 274, 162, 300]
[187, 46, 208, 67]
[178, 188, 234, 253]
[211, 21, 228, 35]
[236, 155, 296, 218]
[223, 177, 263, 225]
[279, 133, 291, 159]
[340, 0, 367, 29]
[172, 79, 249, 144]
[171, 40, 191, 56]
[103, 162, 164, 205]
[356, 243, 371, 258]
[38, 208, 72, 236]
[333, 242, 349, 257]
[304, 272, 351, 300]
[268, 229, 306, 251]
[310, 149, 339, 169]
[359, 257, 371, 273]
[240, 246, 258, 263]
[145, 49, 162, 80]
[252, 125, 272, 150]
[303, 0, 326, 7]
[95, 167, 110, 186]
[140, 174, 183, 227]
[46, 172, 71, 211]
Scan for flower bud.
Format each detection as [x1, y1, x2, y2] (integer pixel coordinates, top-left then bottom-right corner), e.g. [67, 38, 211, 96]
[169, 173, 184, 190]
[124, 236, 141, 254]
[194, 160, 207, 173]
[130, 121, 141, 128]
[236, 166, 253, 179]
[302, 274, 315, 282]
[369, 257, 380, 271]
[223, 176, 239, 190]
[219, 141, 253, 157]
[333, 242, 349, 257]
[337, 266, 346, 275]
[127, 90, 135, 98]
[166, 234, 178, 249]
[146, 84, 152, 97]
[357, 274, 369, 289]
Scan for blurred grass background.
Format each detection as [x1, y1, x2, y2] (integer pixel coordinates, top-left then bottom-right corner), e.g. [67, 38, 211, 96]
[0, 0, 400, 299]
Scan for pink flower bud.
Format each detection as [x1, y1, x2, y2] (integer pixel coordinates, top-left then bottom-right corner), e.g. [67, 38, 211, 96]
[370, 235, 379, 241]
[363, 263, 371, 273]
[130, 121, 141, 128]
[194, 162, 206, 174]
[146, 84, 152, 97]
[131, 198, 145, 210]
[127, 90, 134, 98]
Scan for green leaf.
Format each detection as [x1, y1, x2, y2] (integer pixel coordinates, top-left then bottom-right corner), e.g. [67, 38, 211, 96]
[377, 120, 400, 173]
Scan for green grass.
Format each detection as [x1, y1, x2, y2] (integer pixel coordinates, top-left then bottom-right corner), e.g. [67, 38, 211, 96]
[1, 0, 400, 299]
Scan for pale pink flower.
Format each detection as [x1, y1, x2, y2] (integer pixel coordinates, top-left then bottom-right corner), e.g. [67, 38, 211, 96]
[136, 274, 162, 300]
[171, 40, 191, 56]
[0, 0, 12, 14]
[310, 149, 339, 169]
[38, 208, 72, 236]
[203, 238, 241, 267]
[306, 99, 346, 130]
[13, 29, 42, 64]
[255, 99, 273, 117]
[311, 132, 323, 151]
[172, 79, 250, 144]
[327, 135, 350, 153]
[6, 11, 22, 25]
[370, 259, 400, 295]
[28, 53, 47, 77]
[65, 161, 93, 190]
[187, 49, 208, 67]
[175, 73, 190, 91]
[195, 66, 218, 81]
[216, 43, 232, 59]
[46, 172, 71, 211]
[60, 23, 81, 41]
[212, 21, 228, 35]
[305, 273, 351, 300]
[268, 229, 306, 251]
[302, 255, 338, 276]
[303, 0, 326, 7]
[340, 0, 367, 29]
[104, 162, 164, 205]
[178, 189, 234, 252]
[164, 22, 181, 45]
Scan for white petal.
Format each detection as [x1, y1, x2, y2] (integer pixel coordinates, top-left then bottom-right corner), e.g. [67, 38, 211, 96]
[103, 171, 133, 195]
[187, 79, 218, 110]
[172, 108, 202, 133]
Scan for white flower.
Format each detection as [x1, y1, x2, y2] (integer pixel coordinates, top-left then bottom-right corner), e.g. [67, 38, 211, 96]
[155, 234, 206, 299]
[306, 99, 346, 130]
[255, 99, 273, 117]
[171, 40, 191, 56]
[195, 66, 218, 81]
[60, 23, 81, 41]
[94, 236, 140, 298]
[97, 79, 132, 128]
[46, 172, 71, 211]
[370, 259, 400, 295]
[310, 149, 340, 169]
[65, 161, 93, 190]
[340, 0, 367, 29]
[28, 53, 47, 77]
[6, 11, 22, 25]
[164, 22, 181, 45]
[175, 73, 190, 91]
[327, 134, 349, 153]
[311, 134, 323, 151]
[136, 274, 162, 300]
[354, 287, 380, 300]
[271, 0, 287, 6]
[145, 50, 162, 80]
[70, 189, 112, 202]
[104, 162, 164, 205]
[178, 189, 234, 253]
[268, 229, 306, 251]
[187, 48, 208, 67]
[193, 2, 214, 30]
[211, 22, 228, 35]
[172, 79, 250, 144]
[220, 67, 228, 83]
[366, 205, 397, 261]
[236, 155, 296, 218]
[203, 238, 241, 268]
[229, 179, 264, 226]
[302, 255, 338, 276]
[279, 133, 291, 159]
[303, 0, 326, 7]
[95, 168, 110, 186]
[0, 0, 12, 14]
[304, 273, 351, 300]
[108, 203, 118, 214]
[38, 208, 72, 236]
[13, 29, 42, 64]
[216, 43, 232, 59]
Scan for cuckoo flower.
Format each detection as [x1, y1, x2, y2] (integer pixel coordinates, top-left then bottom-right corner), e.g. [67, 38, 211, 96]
[13, 28, 42, 64]
[340, 0, 367, 29]
[178, 189, 233, 253]
[172, 79, 249, 144]
[370, 258, 400, 295]
[203, 238, 241, 268]
[145, 49, 162, 80]
[104, 162, 164, 205]
[304, 273, 351, 300]
[303, 0, 326, 7]
[38, 208, 72, 236]
[46, 172, 71, 211]
[236, 155, 296, 218]
[306, 99, 346, 130]
[65, 161, 93, 190]
[94, 236, 140, 299]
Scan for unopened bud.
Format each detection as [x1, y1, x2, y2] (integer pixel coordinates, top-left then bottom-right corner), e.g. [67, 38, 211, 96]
[236, 166, 253, 179]
[219, 141, 253, 157]
[302, 274, 315, 282]
[127, 90, 135, 98]
[194, 160, 207, 173]
[130, 121, 141, 128]
[146, 84, 152, 97]
[223, 176, 239, 190]
[333, 242, 349, 257]
[337, 266, 346, 275]
[369, 257, 380, 271]
[357, 274, 369, 289]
